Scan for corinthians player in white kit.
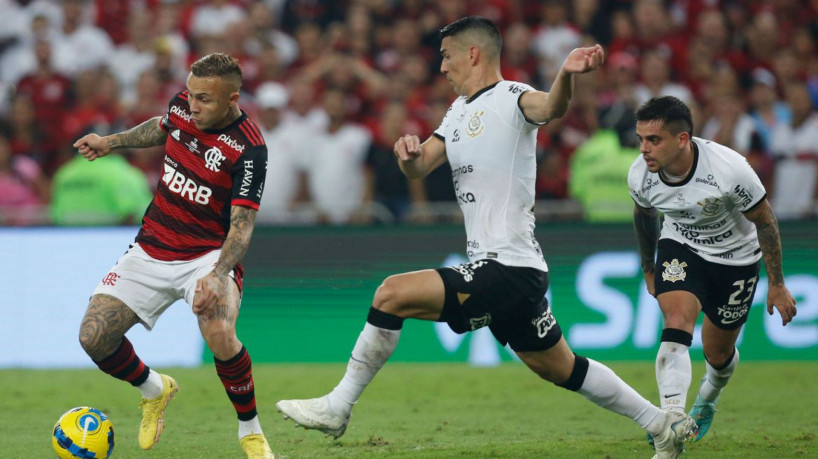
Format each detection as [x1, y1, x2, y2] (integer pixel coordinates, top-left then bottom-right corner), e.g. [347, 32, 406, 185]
[277, 17, 697, 458]
[629, 96, 797, 445]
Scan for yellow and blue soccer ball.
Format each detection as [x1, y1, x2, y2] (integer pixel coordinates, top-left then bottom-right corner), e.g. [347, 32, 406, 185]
[52, 407, 114, 458]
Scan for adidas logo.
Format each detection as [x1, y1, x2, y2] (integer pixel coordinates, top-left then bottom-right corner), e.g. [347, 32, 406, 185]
[172, 129, 180, 141]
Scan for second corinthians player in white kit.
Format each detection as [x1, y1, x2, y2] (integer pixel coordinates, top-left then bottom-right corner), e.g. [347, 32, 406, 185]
[629, 96, 797, 445]
[276, 17, 697, 458]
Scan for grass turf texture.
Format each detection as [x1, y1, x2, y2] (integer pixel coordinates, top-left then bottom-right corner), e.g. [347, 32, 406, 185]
[3, 362, 815, 458]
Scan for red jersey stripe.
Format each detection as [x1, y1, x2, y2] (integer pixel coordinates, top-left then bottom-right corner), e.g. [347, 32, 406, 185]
[242, 119, 264, 146]
[232, 199, 260, 210]
[238, 123, 260, 146]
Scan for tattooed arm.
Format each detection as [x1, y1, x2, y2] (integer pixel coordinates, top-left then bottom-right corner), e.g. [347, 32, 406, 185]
[73, 116, 167, 161]
[743, 199, 797, 325]
[633, 204, 660, 295]
[192, 206, 258, 317]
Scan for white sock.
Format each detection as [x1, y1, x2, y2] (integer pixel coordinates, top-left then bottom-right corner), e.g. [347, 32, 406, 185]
[698, 348, 739, 403]
[136, 370, 163, 399]
[578, 359, 666, 435]
[656, 341, 692, 412]
[327, 322, 400, 416]
[238, 415, 262, 439]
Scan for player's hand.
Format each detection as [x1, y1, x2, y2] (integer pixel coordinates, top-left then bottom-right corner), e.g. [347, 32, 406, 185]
[73, 134, 111, 161]
[192, 271, 229, 318]
[562, 44, 605, 75]
[394, 134, 422, 162]
[767, 284, 797, 326]
[643, 270, 656, 297]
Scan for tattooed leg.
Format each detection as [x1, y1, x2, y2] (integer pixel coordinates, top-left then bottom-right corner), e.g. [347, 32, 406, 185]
[79, 294, 141, 361]
[197, 280, 242, 360]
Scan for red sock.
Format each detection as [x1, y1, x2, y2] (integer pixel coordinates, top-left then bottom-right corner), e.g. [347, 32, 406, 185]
[94, 337, 150, 386]
[214, 346, 257, 421]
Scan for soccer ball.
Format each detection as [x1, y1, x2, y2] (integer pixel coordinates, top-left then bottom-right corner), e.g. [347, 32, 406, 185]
[52, 407, 115, 458]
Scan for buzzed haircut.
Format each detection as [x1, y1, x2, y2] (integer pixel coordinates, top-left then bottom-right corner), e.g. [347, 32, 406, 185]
[190, 53, 243, 91]
[635, 96, 693, 136]
[439, 16, 502, 60]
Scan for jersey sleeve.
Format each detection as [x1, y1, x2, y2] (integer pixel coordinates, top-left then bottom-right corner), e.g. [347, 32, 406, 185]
[627, 158, 653, 208]
[433, 105, 453, 141]
[725, 155, 766, 212]
[497, 82, 542, 131]
[231, 144, 268, 210]
[160, 91, 186, 132]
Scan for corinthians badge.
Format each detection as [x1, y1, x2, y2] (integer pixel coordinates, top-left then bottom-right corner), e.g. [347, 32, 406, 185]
[662, 258, 688, 282]
[697, 197, 723, 217]
[466, 110, 485, 138]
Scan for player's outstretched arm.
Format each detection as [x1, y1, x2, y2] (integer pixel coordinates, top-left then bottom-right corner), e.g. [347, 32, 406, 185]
[394, 134, 446, 179]
[193, 206, 257, 317]
[519, 44, 604, 124]
[73, 116, 167, 161]
[743, 199, 797, 325]
[633, 203, 660, 295]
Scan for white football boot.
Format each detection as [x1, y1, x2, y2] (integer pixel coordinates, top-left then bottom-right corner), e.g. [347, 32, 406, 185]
[276, 396, 350, 439]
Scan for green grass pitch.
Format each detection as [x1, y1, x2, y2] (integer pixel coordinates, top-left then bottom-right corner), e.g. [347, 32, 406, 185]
[2, 362, 815, 458]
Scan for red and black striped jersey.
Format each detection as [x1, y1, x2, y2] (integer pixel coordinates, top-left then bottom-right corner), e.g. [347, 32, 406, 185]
[135, 90, 267, 261]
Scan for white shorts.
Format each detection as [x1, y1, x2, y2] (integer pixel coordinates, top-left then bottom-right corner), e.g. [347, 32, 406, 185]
[92, 243, 234, 330]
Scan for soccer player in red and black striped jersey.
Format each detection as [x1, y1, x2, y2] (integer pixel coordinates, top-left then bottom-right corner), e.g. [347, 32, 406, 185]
[73, 53, 274, 458]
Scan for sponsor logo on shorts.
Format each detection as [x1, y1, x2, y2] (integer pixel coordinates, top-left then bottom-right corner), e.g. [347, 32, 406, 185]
[717, 304, 749, 325]
[451, 261, 488, 282]
[101, 272, 121, 286]
[469, 314, 491, 330]
[661, 259, 688, 282]
[532, 307, 556, 338]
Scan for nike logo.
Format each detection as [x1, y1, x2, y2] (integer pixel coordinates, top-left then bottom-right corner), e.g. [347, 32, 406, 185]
[664, 393, 681, 399]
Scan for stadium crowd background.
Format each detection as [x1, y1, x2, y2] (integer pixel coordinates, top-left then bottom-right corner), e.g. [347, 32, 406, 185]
[0, 0, 816, 226]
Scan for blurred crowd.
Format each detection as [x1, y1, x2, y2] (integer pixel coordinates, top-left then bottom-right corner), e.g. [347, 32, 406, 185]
[0, 0, 816, 226]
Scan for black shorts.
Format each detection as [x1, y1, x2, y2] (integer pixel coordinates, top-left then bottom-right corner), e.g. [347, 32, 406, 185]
[435, 260, 562, 352]
[655, 239, 761, 330]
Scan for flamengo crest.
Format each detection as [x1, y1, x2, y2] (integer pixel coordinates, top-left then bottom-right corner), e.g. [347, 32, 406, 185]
[204, 146, 226, 171]
[662, 259, 688, 282]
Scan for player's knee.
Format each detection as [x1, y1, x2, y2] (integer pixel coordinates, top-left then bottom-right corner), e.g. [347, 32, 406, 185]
[372, 275, 404, 314]
[703, 347, 734, 368]
[78, 303, 107, 358]
[77, 328, 98, 357]
[202, 324, 239, 356]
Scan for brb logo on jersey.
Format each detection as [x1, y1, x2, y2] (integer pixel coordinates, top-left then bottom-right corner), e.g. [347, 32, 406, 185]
[163, 163, 212, 204]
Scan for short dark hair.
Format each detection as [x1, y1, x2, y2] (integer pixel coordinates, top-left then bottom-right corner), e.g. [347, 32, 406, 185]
[190, 53, 243, 91]
[439, 16, 502, 59]
[635, 96, 693, 136]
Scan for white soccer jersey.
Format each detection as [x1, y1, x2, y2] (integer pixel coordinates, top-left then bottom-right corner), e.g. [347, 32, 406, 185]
[628, 137, 766, 265]
[434, 81, 548, 271]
